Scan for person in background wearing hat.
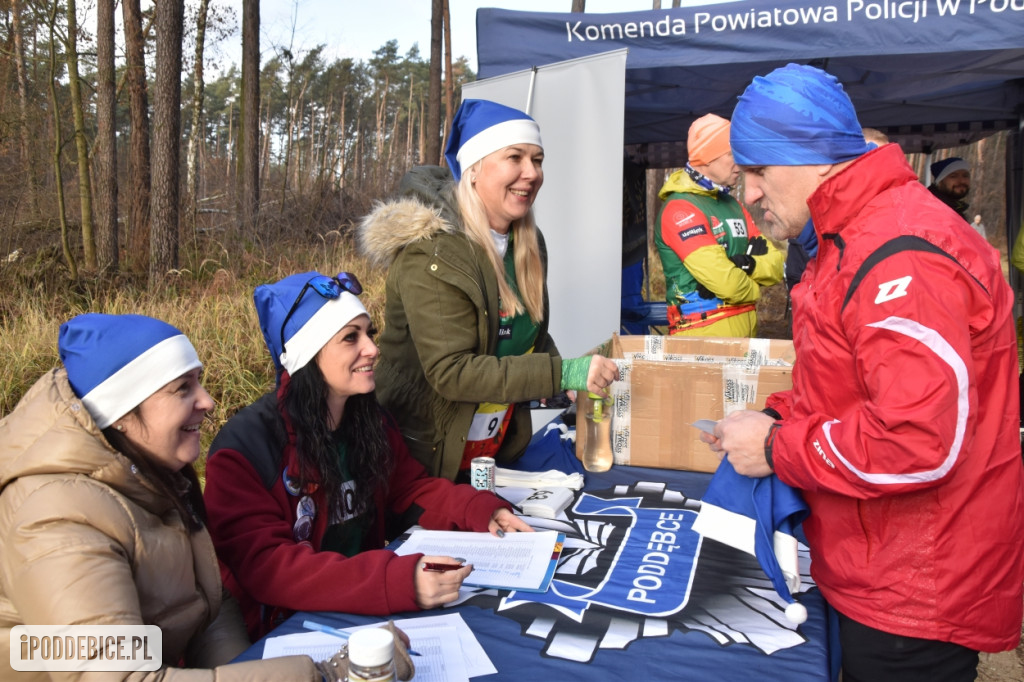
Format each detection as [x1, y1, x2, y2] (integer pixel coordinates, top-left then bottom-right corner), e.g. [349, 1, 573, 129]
[358, 99, 620, 481]
[654, 113, 784, 337]
[702, 63, 1024, 681]
[0, 314, 321, 680]
[928, 156, 972, 221]
[203, 271, 530, 639]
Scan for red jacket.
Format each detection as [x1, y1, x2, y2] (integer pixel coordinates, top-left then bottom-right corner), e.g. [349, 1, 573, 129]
[766, 144, 1024, 652]
[204, 383, 509, 638]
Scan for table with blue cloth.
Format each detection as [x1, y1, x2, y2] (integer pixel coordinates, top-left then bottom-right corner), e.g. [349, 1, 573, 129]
[236, 417, 838, 681]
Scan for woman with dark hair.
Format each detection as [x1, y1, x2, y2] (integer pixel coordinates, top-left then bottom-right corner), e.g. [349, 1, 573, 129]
[203, 271, 529, 638]
[0, 313, 319, 680]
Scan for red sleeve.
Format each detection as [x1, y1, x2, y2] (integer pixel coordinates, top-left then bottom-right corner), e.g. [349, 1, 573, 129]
[204, 447, 423, 616]
[659, 198, 717, 261]
[384, 423, 511, 532]
[765, 390, 794, 419]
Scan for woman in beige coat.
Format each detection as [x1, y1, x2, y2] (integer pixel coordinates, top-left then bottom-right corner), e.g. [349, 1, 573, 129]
[0, 313, 320, 681]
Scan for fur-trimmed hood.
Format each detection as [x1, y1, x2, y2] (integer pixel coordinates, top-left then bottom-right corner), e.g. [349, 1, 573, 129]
[358, 166, 459, 268]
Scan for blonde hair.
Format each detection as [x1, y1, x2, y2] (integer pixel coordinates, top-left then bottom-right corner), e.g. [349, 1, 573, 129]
[455, 164, 545, 323]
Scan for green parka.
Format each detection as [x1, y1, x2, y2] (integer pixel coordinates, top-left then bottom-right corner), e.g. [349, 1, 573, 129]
[358, 166, 561, 480]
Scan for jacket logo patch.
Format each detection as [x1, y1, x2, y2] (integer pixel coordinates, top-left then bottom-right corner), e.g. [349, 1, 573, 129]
[677, 224, 709, 241]
[673, 211, 696, 225]
[874, 276, 912, 305]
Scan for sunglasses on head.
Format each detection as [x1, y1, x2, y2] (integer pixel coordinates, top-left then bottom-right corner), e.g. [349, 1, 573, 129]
[279, 272, 363, 355]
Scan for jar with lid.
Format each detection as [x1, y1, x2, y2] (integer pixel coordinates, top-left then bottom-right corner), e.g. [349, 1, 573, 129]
[347, 628, 396, 682]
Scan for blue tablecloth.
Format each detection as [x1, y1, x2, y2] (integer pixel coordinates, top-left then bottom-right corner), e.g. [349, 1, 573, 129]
[236, 436, 838, 680]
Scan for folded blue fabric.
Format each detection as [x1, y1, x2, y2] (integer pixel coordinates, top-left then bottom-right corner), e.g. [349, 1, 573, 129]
[513, 416, 586, 476]
[695, 457, 810, 623]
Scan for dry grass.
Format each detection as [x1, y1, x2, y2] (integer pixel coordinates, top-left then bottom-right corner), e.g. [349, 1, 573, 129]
[0, 230, 382, 478]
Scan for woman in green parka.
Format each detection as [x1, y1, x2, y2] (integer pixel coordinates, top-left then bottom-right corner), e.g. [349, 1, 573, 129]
[358, 99, 619, 481]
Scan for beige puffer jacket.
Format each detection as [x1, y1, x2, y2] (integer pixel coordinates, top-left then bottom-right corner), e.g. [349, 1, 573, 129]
[0, 369, 319, 681]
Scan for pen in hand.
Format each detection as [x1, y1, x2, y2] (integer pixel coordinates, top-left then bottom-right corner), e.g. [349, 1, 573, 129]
[421, 558, 467, 572]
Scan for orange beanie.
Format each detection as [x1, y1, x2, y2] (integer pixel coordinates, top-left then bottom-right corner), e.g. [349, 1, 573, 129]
[688, 114, 732, 166]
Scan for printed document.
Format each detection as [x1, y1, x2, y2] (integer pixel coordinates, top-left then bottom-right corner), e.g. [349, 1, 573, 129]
[394, 529, 564, 592]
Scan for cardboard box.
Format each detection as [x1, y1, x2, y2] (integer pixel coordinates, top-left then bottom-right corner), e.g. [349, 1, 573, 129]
[577, 335, 794, 473]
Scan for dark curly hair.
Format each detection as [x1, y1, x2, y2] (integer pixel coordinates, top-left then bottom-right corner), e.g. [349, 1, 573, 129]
[282, 360, 393, 524]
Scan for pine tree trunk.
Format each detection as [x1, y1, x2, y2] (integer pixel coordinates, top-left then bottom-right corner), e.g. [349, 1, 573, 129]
[240, 0, 261, 236]
[95, 0, 119, 273]
[46, 1, 77, 279]
[12, 0, 42, 218]
[150, 0, 184, 286]
[425, 0, 442, 166]
[65, 0, 97, 270]
[186, 0, 210, 231]
[122, 0, 151, 270]
[442, 0, 454, 158]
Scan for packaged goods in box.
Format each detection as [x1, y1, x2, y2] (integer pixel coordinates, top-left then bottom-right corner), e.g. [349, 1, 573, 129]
[577, 335, 794, 473]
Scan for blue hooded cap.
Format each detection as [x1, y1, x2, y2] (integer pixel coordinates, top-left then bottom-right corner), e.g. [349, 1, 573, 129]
[731, 63, 872, 166]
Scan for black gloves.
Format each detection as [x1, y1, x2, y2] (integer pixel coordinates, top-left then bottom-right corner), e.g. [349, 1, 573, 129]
[729, 253, 756, 274]
[747, 236, 769, 255]
[730, 237, 768, 275]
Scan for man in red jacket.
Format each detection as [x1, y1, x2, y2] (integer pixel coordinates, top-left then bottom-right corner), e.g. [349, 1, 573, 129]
[705, 63, 1024, 682]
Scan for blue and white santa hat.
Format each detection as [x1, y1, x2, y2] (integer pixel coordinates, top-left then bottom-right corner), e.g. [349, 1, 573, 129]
[692, 456, 810, 624]
[731, 63, 872, 167]
[254, 271, 368, 376]
[59, 313, 202, 429]
[930, 157, 969, 184]
[444, 99, 543, 181]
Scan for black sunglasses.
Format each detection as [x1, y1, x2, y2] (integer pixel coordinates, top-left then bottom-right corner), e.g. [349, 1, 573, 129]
[279, 272, 363, 354]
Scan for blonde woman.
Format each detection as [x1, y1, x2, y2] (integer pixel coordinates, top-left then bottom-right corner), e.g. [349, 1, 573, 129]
[359, 99, 619, 481]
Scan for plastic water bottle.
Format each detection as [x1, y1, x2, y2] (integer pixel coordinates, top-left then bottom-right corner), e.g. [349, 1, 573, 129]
[582, 392, 614, 472]
[347, 628, 395, 682]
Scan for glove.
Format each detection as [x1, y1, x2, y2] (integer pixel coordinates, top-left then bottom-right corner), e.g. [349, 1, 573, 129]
[747, 236, 769, 256]
[695, 282, 716, 299]
[729, 253, 756, 275]
[314, 622, 415, 682]
[560, 356, 591, 392]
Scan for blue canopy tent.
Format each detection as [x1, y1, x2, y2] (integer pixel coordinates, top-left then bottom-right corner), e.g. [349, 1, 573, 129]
[476, 1, 1024, 327]
[478, 2, 1023, 159]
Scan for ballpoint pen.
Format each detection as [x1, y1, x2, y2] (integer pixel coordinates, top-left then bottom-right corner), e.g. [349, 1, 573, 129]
[421, 559, 467, 572]
[302, 620, 421, 656]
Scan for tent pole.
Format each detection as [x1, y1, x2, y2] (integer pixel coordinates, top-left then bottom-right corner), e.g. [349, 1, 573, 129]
[525, 66, 538, 115]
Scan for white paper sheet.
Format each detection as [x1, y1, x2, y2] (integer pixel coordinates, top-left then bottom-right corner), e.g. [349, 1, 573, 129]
[393, 529, 561, 592]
